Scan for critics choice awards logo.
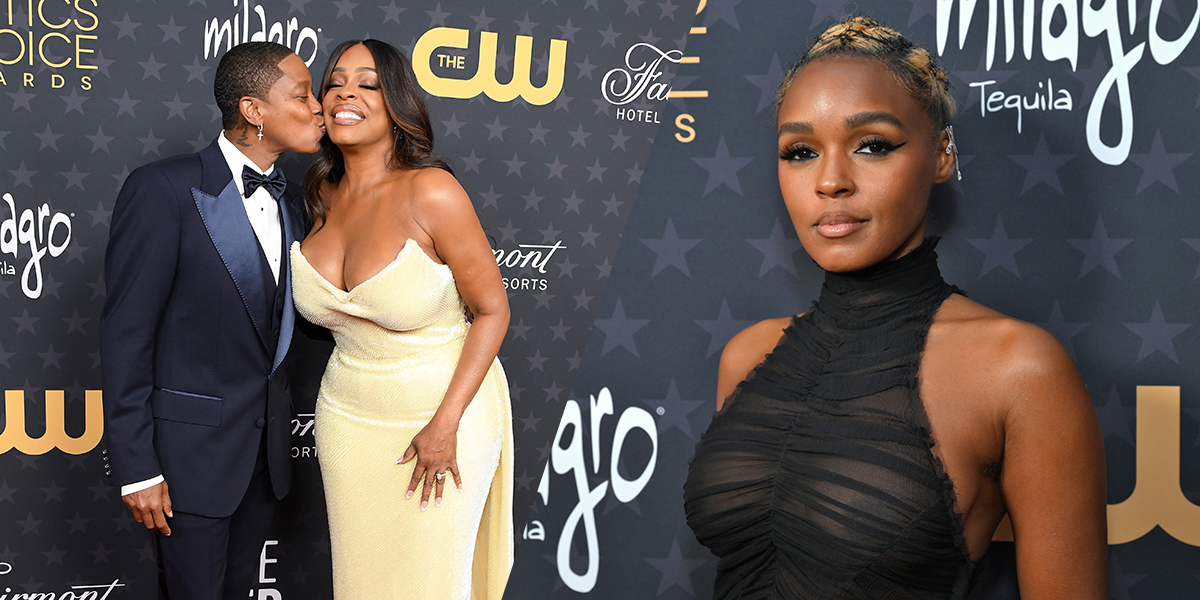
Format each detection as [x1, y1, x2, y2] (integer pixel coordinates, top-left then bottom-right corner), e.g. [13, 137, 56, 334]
[0, 0, 99, 89]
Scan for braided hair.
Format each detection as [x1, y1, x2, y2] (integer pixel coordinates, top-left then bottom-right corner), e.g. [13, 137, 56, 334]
[777, 17, 956, 137]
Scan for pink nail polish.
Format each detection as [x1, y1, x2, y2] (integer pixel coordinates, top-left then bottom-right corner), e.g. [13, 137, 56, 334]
[457, 483, 463, 491]
[420, 500, 428, 511]
[406, 490, 413, 499]
[435, 497, 442, 506]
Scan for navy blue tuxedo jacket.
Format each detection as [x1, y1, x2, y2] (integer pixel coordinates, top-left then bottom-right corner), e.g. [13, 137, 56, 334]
[101, 139, 302, 518]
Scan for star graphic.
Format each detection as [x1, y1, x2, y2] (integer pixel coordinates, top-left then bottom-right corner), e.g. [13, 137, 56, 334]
[426, 3, 450, 27]
[1127, 130, 1190, 193]
[557, 18, 580, 43]
[609, 127, 631, 151]
[602, 193, 623, 216]
[158, 16, 185, 43]
[113, 90, 141, 118]
[703, 0, 744, 29]
[585, 159, 607, 183]
[509, 318, 531, 340]
[527, 120, 549, 144]
[0, 343, 14, 367]
[139, 52, 166, 80]
[471, 7, 494, 30]
[6, 86, 40, 115]
[1182, 239, 1200, 278]
[527, 350, 548, 371]
[522, 187, 544, 211]
[478, 185, 502, 210]
[625, 162, 644, 184]
[579, 225, 601, 247]
[1071, 46, 1118, 109]
[0, 130, 7, 149]
[532, 291, 554, 310]
[966, 218, 1031, 278]
[1185, 66, 1200, 107]
[515, 13, 537, 35]
[1036, 300, 1088, 360]
[643, 379, 706, 438]
[163, 93, 191, 120]
[378, 0, 404, 24]
[182, 56, 211, 83]
[1007, 132, 1074, 194]
[66, 512, 90, 534]
[441, 113, 465, 138]
[539, 221, 561, 243]
[908, 0, 937, 24]
[188, 131, 210, 153]
[60, 164, 88, 190]
[747, 218, 805, 278]
[332, 0, 357, 19]
[89, 543, 115, 563]
[9, 161, 36, 187]
[138, 129, 165, 156]
[40, 480, 66, 503]
[0, 480, 16, 503]
[745, 52, 784, 113]
[692, 136, 754, 195]
[1095, 386, 1135, 446]
[87, 48, 115, 76]
[59, 89, 89, 114]
[460, 150, 484, 174]
[549, 320, 571, 342]
[13, 309, 38, 334]
[1067, 216, 1132, 278]
[599, 23, 621, 48]
[135, 542, 156, 563]
[515, 470, 536, 491]
[639, 28, 661, 45]
[34, 124, 62, 151]
[572, 290, 594, 311]
[484, 116, 508, 141]
[1124, 301, 1190, 363]
[17, 512, 43, 535]
[641, 218, 700, 277]
[660, 0, 680, 20]
[562, 191, 585, 214]
[87, 126, 114, 153]
[544, 156, 567, 179]
[594, 299, 650, 357]
[645, 538, 709, 595]
[39, 345, 64, 368]
[568, 124, 591, 148]
[625, 0, 644, 14]
[42, 545, 66, 567]
[553, 92, 574, 113]
[112, 12, 140, 40]
[497, 220, 519, 244]
[695, 299, 757, 358]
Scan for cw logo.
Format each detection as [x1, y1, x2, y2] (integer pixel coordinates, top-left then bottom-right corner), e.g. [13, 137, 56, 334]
[0, 389, 103, 455]
[993, 386, 1200, 546]
[413, 27, 567, 105]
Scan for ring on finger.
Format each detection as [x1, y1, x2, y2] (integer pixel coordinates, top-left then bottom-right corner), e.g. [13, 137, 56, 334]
[435, 472, 446, 481]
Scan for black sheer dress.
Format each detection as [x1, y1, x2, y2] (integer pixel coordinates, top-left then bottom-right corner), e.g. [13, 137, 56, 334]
[683, 239, 979, 599]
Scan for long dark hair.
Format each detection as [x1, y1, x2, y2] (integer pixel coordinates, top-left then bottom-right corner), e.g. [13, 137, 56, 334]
[303, 39, 452, 226]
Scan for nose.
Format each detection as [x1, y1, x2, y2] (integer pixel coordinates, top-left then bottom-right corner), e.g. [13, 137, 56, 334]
[815, 150, 854, 199]
[308, 93, 321, 114]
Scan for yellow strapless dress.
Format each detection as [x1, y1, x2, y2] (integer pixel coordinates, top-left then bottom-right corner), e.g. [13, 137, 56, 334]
[290, 240, 513, 600]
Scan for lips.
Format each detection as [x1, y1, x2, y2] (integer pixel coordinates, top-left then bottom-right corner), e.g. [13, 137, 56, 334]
[330, 103, 364, 126]
[814, 213, 866, 238]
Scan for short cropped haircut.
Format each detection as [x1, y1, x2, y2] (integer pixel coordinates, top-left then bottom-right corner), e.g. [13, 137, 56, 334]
[214, 42, 295, 130]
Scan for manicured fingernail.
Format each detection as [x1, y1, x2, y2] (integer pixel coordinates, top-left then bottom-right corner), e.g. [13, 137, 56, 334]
[435, 496, 442, 507]
[406, 490, 413, 499]
[396, 458, 402, 464]
[457, 483, 463, 491]
[421, 500, 428, 511]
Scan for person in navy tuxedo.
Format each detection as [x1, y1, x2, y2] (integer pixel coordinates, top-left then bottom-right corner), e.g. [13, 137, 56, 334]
[101, 42, 325, 600]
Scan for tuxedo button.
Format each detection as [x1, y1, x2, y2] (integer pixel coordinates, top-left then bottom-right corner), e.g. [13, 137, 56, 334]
[105, 471, 111, 476]
[256, 418, 266, 428]
[101, 449, 107, 455]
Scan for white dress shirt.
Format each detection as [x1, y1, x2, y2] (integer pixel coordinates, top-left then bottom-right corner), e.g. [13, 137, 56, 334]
[120, 134, 284, 497]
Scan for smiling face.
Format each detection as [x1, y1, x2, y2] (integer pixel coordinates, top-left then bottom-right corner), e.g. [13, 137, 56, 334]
[322, 43, 394, 150]
[257, 54, 324, 154]
[777, 56, 954, 273]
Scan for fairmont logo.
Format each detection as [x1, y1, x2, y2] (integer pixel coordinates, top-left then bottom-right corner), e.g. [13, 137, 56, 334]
[203, 0, 320, 66]
[1, 193, 73, 300]
[602, 42, 681, 106]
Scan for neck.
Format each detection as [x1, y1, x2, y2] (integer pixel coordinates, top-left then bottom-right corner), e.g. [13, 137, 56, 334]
[223, 127, 280, 172]
[816, 237, 955, 327]
[339, 141, 396, 187]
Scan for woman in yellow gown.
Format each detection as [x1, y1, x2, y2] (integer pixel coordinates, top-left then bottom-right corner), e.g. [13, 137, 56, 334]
[290, 39, 513, 599]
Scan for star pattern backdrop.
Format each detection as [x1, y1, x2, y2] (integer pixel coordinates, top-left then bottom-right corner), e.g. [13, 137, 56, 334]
[0, 0, 694, 597]
[507, 0, 1200, 598]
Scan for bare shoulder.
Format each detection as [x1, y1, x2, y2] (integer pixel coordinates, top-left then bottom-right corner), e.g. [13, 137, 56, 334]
[716, 316, 794, 408]
[928, 295, 1087, 419]
[407, 167, 467, 206]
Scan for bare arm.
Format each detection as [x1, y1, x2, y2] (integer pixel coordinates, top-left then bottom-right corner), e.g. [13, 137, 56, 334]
[399, 168, 509, 508]
[997, 325, 1107, 598]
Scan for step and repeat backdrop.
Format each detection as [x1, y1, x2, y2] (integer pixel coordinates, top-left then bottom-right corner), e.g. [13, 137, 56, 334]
[508, 1, 1200, 599]
[0, 0, 693, 597]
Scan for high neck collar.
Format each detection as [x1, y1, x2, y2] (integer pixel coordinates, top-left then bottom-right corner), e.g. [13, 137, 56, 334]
[815, 238, 954, 328]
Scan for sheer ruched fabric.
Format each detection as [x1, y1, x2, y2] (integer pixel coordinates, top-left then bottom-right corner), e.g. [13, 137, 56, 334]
[291, 239, 513, 600]
[684, 239, 977, 599]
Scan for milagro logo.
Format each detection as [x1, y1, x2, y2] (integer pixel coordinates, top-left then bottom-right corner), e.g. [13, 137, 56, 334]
[203, 0, 320, 66]
[937, 0, 1199, 165]
[413, 27, 567, 105]
[602, 42, 682, 124]
[493, 240, 565, 291]
[1, 192, 73, 300]
[527, 388, 658, 593]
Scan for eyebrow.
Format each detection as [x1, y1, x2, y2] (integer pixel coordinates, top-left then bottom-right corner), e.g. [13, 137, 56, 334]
[331, 66, 378, 73]
[778, 111, 908, 136]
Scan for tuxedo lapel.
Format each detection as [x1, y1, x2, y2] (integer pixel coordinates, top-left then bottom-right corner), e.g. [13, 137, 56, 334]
[271, 195, 302, 373]
[191, 145, 271, 350]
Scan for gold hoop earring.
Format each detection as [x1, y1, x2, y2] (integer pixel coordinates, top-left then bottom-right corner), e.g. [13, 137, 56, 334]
[257, 123, 264, 141]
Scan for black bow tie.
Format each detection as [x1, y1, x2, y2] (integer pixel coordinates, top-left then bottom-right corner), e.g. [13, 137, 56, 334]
[241, 165, 287, 200]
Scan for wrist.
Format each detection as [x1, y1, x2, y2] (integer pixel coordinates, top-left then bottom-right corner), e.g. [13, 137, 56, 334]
[429, 409, 463, 431]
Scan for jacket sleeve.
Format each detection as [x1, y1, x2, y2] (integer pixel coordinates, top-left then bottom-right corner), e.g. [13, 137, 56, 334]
[100, 165, 183, 488]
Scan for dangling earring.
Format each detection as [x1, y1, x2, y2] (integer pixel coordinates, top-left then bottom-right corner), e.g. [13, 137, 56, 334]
[257, 122, 264, 141]
[945, 125, 962, 181]
[393, 124, 398, 135]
